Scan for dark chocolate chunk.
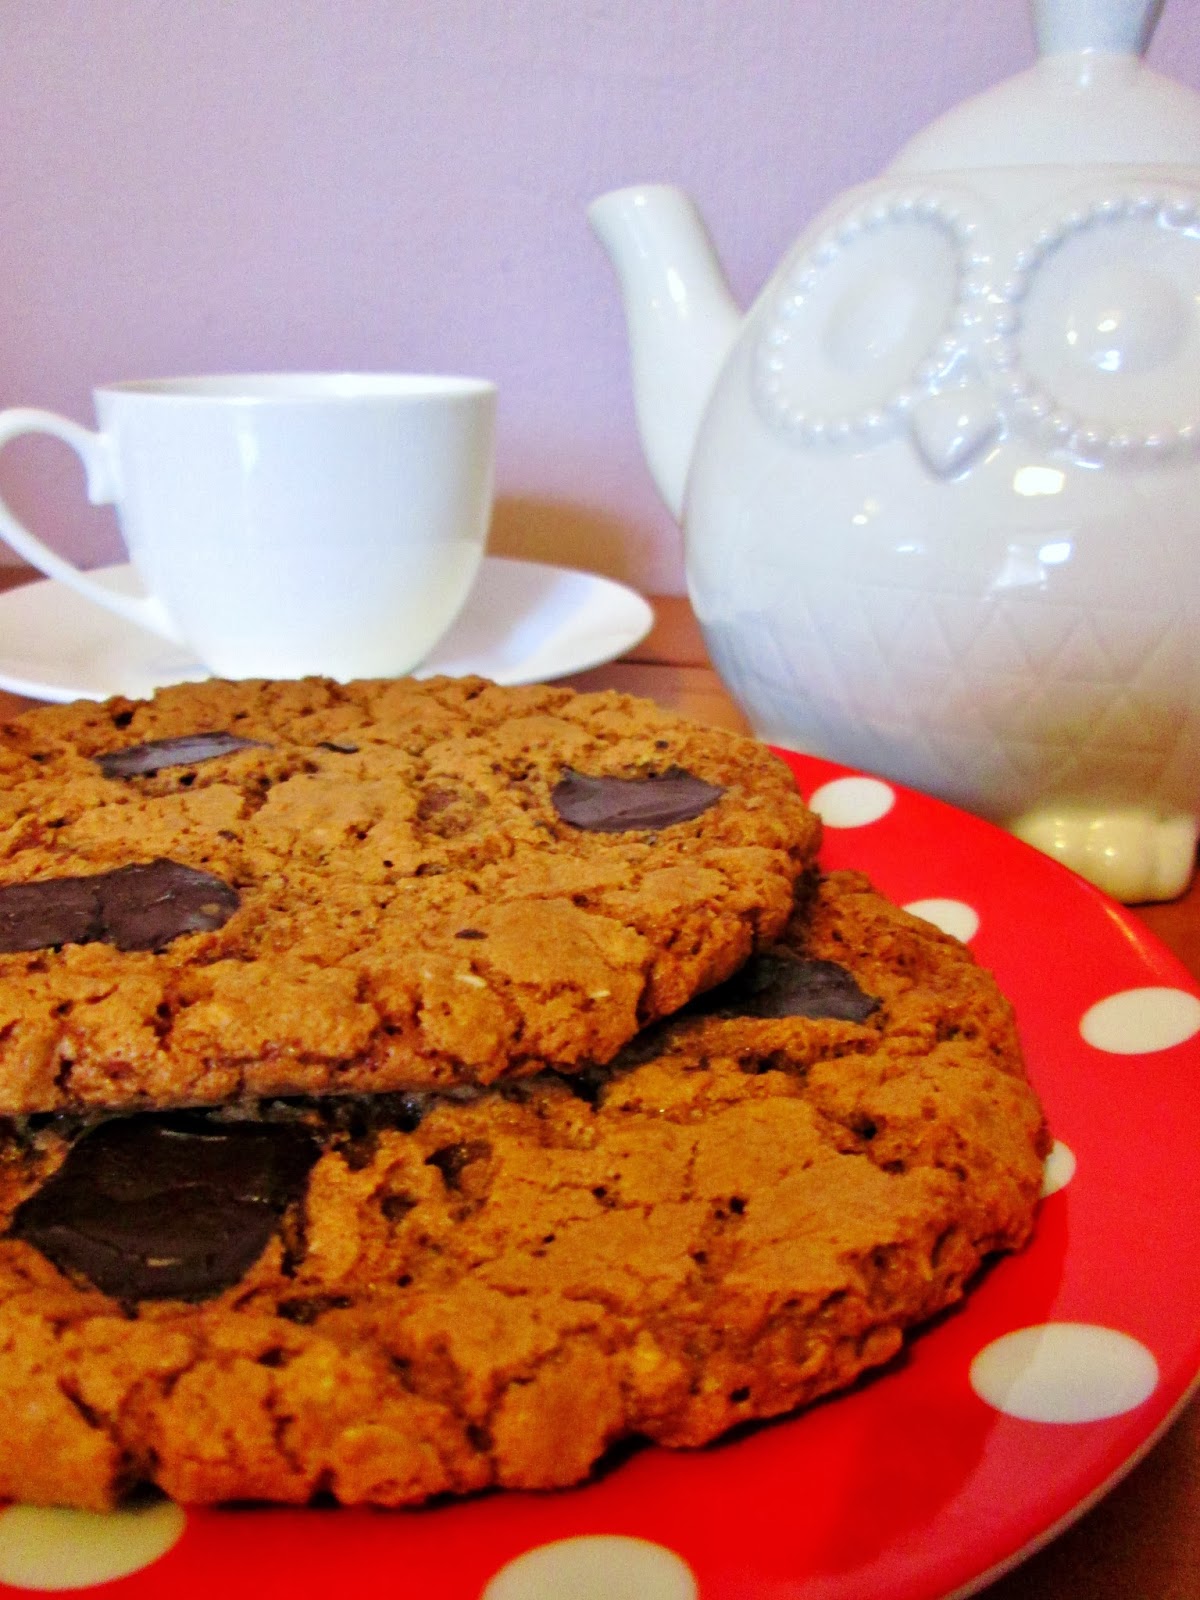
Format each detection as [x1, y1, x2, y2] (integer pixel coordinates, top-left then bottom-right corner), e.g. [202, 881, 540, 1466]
[551, 766, 724, 832]
[0, 875, 100, 955]
[698, 951, 881, 1022]
[0, 859, 240, 955]
[8, 1114, 320, 1302]
[88, 860, 241, 953]
[95, 731, 266, 778]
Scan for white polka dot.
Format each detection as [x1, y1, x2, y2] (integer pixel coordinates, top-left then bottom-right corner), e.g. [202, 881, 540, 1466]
[970, 1323, 1159, 1423]
[807, 776, 896, 828]
[482, 1535, 698, 1600]
[1040, 1140, 1076, 1197]
[1079, 986, 1200, 1054]
[0, 1502, 186, 1590]
[903, 898, 980, 942]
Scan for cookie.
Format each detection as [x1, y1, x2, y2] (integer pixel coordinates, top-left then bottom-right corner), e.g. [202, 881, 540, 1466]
[0, 675, 819, 1112]
[0, 872, 1048, 1509]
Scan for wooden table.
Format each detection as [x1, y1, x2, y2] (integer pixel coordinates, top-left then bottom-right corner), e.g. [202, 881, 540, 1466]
[0, 571, 1197, 1597]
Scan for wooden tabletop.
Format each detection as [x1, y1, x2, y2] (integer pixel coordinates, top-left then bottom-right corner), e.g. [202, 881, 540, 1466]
[0, 569, 1197, 1596]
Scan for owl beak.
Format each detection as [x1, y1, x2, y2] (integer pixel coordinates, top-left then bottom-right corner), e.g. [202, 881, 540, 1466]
[909, 383, 1004, 479]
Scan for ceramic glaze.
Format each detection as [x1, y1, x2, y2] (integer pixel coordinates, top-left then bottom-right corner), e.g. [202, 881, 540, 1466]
[591, 0, 1200, 901]
[0, 375, 496, 681]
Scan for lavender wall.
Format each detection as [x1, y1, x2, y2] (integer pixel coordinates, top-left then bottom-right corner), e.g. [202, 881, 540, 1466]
[2, 0, 1199, 595]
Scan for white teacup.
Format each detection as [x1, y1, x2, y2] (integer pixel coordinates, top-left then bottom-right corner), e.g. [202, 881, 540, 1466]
[0, 373, 496, 680]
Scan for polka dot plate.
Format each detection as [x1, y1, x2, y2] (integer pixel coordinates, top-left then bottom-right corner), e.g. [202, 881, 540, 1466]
[3, 751, 1199, 1599]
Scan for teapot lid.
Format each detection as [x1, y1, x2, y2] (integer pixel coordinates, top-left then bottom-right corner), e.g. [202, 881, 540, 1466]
[889, 0, 1200, 172]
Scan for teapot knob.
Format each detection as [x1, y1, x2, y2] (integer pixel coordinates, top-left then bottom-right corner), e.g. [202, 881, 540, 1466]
[1030, 0, 1165, 57]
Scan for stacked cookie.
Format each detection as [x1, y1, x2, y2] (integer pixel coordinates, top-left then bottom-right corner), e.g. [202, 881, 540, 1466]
[0, 677, 1047, 1508]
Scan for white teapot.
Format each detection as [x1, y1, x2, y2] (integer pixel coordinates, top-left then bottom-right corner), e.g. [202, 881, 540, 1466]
[591, 0, 1200, 902]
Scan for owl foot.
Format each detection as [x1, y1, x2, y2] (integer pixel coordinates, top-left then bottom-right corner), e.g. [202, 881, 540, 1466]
[1007, 806, 1199, 903]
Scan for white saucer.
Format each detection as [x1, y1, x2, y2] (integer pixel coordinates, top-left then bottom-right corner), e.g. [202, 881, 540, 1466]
[0, 558, 655, 703]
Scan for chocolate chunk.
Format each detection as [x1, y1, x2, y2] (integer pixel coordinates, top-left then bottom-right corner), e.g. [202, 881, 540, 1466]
[551, 767, 724, 832]
[87, 860, 240, 953]
[316, 740, 359, 755]
[8, 1115, 320, 1302]
[699, 952, 881, 1022]
[95, 731, 266, 778]
[0, 859, 240, 954]
[0, 875, 99, 955]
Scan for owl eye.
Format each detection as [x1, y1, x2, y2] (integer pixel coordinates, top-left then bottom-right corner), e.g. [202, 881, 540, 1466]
[752, 192, 979, 442]
[1010, 196, 1200, 451]
[1061, 266, 1187, 377]
[823, 272, 925, 373]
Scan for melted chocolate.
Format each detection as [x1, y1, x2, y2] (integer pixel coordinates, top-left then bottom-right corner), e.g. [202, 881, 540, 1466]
[9, 1115, 320, 1302]
[551, 767, 724, 832]
[95, 731, 266, 778]
[0, 859, 240, 954]
[699, 951, 881, 1022]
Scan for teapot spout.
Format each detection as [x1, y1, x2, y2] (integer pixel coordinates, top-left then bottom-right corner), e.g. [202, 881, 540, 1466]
[589, 185, 741, 522]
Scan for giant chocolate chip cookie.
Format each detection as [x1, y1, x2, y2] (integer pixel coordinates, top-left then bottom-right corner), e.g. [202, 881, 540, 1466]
[0, 873, 1048, 1509]
[0, 676, 819, 1112]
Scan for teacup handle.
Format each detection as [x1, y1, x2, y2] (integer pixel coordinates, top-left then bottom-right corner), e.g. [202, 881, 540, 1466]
[0, 408, 183, 642]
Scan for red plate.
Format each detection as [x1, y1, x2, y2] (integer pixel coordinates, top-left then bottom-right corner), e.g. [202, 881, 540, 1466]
[3, 751, 1199, 1599]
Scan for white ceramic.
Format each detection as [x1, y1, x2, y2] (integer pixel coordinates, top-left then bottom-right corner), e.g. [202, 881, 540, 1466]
[0, 557, 654, 703]
[591, 0, 1200, 902]
[0, 373, 495, 680]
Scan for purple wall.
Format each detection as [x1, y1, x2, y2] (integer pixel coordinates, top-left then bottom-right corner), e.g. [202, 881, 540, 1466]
[2, 0, 1199, 594]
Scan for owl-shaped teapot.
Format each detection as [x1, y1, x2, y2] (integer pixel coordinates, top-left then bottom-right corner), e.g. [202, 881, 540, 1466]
[591, 0, 1200, 901]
